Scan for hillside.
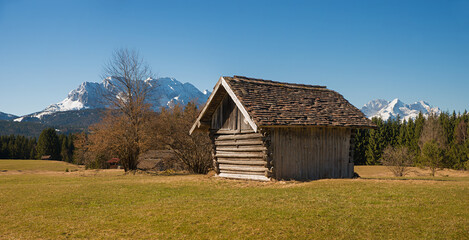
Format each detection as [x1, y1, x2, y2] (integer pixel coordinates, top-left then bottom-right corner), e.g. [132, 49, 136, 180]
[0, 109, 105, 137]
[0, 112, 17, 121]
[0, 120, 48, 138]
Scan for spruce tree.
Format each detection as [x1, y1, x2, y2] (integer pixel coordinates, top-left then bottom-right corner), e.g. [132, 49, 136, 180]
[67, 134, 74, 163]
[36, 128, 60, 160]
[398, 119, 407, 146]
[61, 137, 69, 162]
[366, 118, 385, 165]
[353, 129, 369, 165]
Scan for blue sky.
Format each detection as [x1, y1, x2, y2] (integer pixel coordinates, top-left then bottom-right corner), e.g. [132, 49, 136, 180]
[0, 0, 468, 116]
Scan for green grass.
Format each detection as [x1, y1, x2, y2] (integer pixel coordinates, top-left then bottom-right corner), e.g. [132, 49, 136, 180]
[0, 162, 468, 239]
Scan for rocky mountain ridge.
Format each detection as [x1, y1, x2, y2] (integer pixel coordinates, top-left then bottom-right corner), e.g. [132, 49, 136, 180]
[13, 77, 210, 122]
[361, 98, 441, 121]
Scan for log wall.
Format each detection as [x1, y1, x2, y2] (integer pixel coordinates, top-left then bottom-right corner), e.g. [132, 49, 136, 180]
[213, 132, 269, 181]
[210, 95, 269, 181]
[270, 127, 353, 180]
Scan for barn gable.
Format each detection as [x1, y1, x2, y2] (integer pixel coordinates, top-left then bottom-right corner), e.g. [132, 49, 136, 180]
[190, 76, 375, 181]
[190, 77, 258, 135]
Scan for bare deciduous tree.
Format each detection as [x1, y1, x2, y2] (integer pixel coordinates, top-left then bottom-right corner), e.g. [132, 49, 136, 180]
[89, 48, 154, 172]
[154, 103, 212, 174]
[381, 145, 412, 177]
[418, 114, 446, 149]
[454, 121, 468, 144]
[418, 115, 446, 176]
[72, 132, 89, 165]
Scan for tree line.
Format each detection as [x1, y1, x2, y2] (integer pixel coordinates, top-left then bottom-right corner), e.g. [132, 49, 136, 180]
[1, 49, 212, 174]
[73, 102, 211, 173]
[6, 48, 468, 177]
[71, 48, 211, 173]
[0, 128, 74, 162]
[354, 111, 469, 173]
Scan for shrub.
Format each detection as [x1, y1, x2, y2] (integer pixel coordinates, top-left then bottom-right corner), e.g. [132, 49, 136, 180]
[421, 140, 444, 176]
[381, 145, 413, 177]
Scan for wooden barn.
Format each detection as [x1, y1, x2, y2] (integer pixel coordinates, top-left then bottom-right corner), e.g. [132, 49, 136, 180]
[190, 76, 375, 181]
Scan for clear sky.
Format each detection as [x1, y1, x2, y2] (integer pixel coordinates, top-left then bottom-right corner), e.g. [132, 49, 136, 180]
[0, 0, 468, 116]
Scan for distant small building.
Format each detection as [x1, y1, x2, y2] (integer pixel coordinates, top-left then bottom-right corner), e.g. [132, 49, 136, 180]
[138, 150, 182, 171]
[190, 76, 375, 181]
[106, 158, 120, 169]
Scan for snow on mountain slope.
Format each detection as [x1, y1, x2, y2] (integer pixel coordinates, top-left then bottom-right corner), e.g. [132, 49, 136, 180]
[16, 77, 210, 121]
[0, 111, 18, 121]
[361, 98, 441, 121]
[149, 77, 210, 108]
[361, 99, 389, 118]
[33, 81, 106, 119]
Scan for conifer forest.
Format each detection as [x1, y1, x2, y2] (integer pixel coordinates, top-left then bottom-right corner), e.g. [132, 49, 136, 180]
[1, 110, 469, 171]
[354, 111, 469, 170]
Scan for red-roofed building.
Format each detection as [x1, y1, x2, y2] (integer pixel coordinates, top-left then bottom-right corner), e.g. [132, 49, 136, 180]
[106, 158, 120, 169]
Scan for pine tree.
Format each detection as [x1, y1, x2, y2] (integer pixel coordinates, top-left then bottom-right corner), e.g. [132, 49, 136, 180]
[412, 112, 425, 156]
[353, 129, 369, 165]
[36, 128, 60, 160]
[29, 147, 36, 160]
[366, 118, 385, 165]
[61, 137, 69, 162]
[397, 119, 405, 146]
[67, 134, 74, 163]
[438, 112, 454, 146]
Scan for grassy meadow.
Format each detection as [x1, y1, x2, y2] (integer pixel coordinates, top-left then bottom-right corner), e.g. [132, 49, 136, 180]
[0, 160, 468, 239]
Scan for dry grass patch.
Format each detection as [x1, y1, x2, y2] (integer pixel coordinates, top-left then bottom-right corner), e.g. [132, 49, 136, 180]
[0, 162, 468, 239]
[0, 160, 83, 174]
[355, 165, 469, 179]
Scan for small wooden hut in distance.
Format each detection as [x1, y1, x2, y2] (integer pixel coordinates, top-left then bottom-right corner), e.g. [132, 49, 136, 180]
[190, 76, 375, 181]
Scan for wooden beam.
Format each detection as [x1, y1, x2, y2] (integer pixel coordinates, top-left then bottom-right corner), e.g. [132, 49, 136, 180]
[189, 77, 224, 135]
[216, 152, 265, 158]
[215, 146, 266, 152]
[219, 170, 265, 176]
[217, 159, 266, 165]
[215, 139, 264, 146]
[212, 129, 256, 134]
[218, 164, 267, 172]
[217, 173, 270, 181]
[215, 133, 262, 140]
[217, 157, 264, 161]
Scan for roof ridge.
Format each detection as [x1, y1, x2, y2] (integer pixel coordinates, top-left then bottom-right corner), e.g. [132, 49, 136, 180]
[228, 75, 327, 89]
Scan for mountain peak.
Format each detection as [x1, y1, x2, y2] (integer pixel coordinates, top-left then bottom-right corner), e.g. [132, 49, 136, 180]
[389, 98, 402, 104]
[361, 98, 441, 121]
[15, 77, 210, 122]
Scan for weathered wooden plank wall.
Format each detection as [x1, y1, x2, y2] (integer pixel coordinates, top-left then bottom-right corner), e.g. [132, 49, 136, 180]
[270, 127, 352, 180]
[210, 95, 354, 181]
[214, 132, 269, 181]
[210, 96, 269, 181]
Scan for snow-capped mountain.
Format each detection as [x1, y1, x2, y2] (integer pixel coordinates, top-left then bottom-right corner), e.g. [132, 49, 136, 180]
[148, 77, 210, 109]
[0, 111, 17, 121]
[16, 77, 210, 121]
[361, 98, 441, 121]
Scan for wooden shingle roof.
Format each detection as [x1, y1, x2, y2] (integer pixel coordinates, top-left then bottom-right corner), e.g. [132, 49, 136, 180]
[224, 76, 374, 128]
[190, 76, 375, 134]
